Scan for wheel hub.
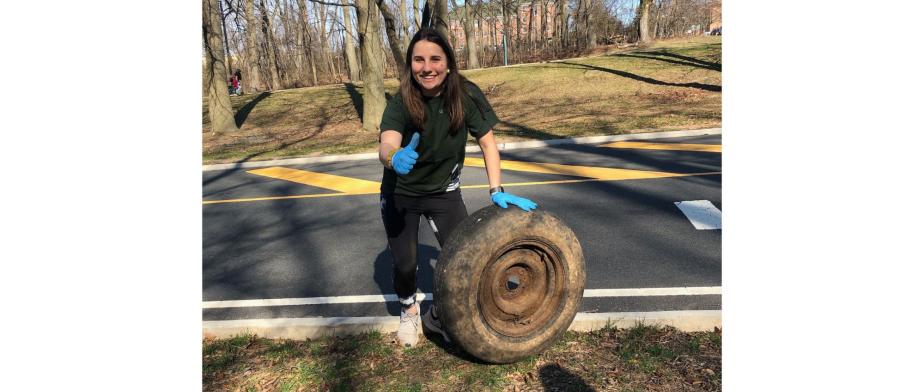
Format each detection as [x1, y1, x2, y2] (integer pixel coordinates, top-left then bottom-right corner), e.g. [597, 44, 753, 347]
[479, 240, 565, 337]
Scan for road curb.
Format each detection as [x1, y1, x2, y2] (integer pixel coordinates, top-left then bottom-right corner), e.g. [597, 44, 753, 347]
[202, 128, 721, 172]
[202, 310, 721, 340]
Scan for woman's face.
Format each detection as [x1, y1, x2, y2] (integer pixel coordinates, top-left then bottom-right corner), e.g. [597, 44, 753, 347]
[411, 40, 449, 96]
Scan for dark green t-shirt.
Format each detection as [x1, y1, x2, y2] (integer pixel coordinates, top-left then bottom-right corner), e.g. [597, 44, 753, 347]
[379, 82, 499, 196]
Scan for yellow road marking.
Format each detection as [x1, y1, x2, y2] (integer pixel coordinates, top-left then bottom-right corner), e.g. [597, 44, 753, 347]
[463, 157, 688, 180]
[204, 170, 721, 205]
[600, 141, 722, 153]
[247, 166, 381, 194]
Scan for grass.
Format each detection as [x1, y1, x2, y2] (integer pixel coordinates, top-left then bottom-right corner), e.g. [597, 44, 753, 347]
[203, 324, 722, 391]
[202, 36, 721, 164]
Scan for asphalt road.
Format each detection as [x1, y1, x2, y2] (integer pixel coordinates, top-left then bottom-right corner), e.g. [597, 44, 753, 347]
[202, 134, 722, 321]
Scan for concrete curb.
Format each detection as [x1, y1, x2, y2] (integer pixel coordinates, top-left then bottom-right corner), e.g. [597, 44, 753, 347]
[202, 310, 721, 340]
[202, 128, 721, 172]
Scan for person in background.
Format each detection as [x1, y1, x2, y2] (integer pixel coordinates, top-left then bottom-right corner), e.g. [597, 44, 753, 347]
[234, 69, 243, 95]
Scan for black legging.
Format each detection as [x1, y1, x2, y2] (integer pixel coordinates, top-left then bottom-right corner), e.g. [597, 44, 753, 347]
[380, 190, 468, 303]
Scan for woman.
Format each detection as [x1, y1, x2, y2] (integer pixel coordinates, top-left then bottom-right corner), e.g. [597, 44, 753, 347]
[379, 28, 537, 347]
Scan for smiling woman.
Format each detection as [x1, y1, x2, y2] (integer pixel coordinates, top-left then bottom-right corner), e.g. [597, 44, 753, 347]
[376, 27, 538, 349]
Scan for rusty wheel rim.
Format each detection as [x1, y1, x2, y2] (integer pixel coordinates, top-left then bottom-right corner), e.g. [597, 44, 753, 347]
[478, 239, 565, 338]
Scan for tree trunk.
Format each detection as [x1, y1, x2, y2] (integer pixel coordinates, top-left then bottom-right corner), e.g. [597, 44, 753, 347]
[526, 0, 535, 53]
[463, 0, 480, 68]
[399, 0, 411, 52]
[354, 0, 387, 132]
[514, 0, 521, 55]
[539, 0, 547, 49]
[340, 0, 361, 81]
[413, 0, 422, 30]
[276, 0, 293, 85]
[502, 0, 511, 59]
[376, 0, 408, 74]
[203, 0, 239, 134]
[259, 0, 282, 89]
[244, 0, 263, 92]
[639, 0, 651, 44]
[315, 4, 336, 82]
[432, 0, 450, 40]
[218, 0, 233, 72]
[559, 0, 568, 50]
[297, 0, 320, 86]
[586, 0, 595, 48]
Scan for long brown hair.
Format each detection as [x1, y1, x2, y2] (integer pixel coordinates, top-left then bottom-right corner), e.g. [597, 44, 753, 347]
[400, 28, 469, 136]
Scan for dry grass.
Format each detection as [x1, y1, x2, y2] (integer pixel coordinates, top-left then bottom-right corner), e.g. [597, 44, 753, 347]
[202, 324, 721, 391]
[203, 37, 721, 164]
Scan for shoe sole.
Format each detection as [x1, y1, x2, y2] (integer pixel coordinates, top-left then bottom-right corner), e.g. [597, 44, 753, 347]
[423, 310, 451, 344]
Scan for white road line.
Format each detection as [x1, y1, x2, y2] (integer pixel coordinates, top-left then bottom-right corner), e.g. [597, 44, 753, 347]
[675, 200, 722, 230]
[202, 286, 721, 309]
[583, 286, 721, 297]
[202, 293, 432, 309]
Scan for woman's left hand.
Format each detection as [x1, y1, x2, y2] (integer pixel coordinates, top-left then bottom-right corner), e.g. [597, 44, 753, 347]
[491, 192, 538, 211]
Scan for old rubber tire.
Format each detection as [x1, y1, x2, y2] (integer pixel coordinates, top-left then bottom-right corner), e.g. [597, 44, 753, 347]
[434, 205, 585, 364]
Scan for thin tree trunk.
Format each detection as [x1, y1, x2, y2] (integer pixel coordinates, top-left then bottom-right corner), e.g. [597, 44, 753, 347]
[539, 0, 547, 50]
[639, 0, 652, 44]
[432, 0, 450, 39]
[586, 0, 595, 48]
[315, 4, 332, 82]
[204, 0, 239, 134]
[244, 0, 263, 92]
[526, 0, 535, 53]
[375, 0, 408, 74]
[297, 0, 320, 86]
[399, 0, 411, 52]
[584, 0, 597, 49]
[276, 0, 293, 85]
[514, 0, 521, 55]
[259, 0, 282, 89]
[340, 0, 361, 81]
[463, 0, 479, 68]
[354, 0, 387, 132]
[559, 0, 567, 50]
[218, 0, 233, 72]
[413, 0, 422, 30]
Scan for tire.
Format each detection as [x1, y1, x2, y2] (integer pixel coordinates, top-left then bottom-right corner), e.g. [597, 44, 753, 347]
[434, 205, 585, 364]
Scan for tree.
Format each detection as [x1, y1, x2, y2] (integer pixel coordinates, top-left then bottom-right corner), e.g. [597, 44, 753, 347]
[297, 0, 321, 85]
[638, 0, 651, 44]
[431, 0, 450, 39]
[243, 0, 264, 92]
[376, 0, 408, 74]
[558, 0, 568, 50]
[258, 0, 282, 89]
[340, 0, 360, 81]
[398, 0, 411, 52]
[462, 0, 480, 68]
[353, 0, 388, 132]
[204, 0, 240, 134]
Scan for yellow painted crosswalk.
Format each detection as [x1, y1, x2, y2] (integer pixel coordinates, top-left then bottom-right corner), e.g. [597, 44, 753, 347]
[601, 141, 721, 153]
[463, 157, 687, 180]
[247, 167, 381, 194]
[205, 145, 721, 204]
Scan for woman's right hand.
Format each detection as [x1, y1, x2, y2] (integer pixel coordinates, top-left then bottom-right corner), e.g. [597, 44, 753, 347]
[391, 133, 420, 175]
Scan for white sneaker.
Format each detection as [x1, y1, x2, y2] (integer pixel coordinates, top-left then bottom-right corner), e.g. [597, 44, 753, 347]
[423, 306, 451, 344]
[397, 303, 421, 347]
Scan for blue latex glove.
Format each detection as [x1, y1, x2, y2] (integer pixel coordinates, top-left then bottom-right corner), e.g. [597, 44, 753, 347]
[492, 191, 538, 211]
[391, 133, 420, 175]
